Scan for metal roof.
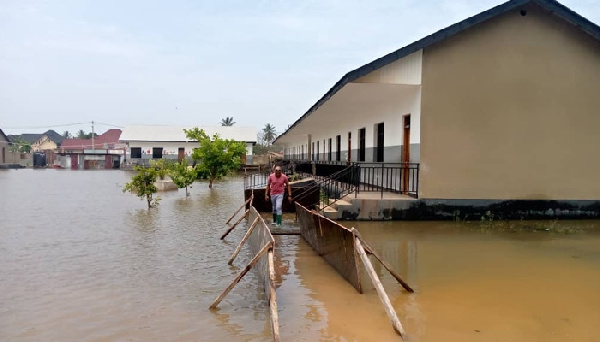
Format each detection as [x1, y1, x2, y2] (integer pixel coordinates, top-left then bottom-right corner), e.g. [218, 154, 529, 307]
[275, 0, 600, 143]
[119, 125, 258, 143]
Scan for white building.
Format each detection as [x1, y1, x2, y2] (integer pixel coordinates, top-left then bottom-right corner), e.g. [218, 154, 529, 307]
[120, 125, 258, 165]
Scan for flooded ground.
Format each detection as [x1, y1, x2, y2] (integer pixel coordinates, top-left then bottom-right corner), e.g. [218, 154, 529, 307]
[1, 169, 599, 341]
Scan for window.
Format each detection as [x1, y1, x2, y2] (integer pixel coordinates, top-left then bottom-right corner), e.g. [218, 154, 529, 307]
[375, 122, 384, 162]
[301, 145, 305, 159]
[312, 142, 315, 161]
[131, 147, 142, 159]
[358, 128, 366, 162]
[316, 141, 320, 161]
[328, 138, 332, 161]
[152, 147, 163, 159]
[336, 135, 341, 161]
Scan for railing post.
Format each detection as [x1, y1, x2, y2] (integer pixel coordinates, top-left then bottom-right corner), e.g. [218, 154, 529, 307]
[381, 163, 384, 199]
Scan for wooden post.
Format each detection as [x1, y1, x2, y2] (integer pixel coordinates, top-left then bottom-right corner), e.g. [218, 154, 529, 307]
[360, 239, 414, 293]
[228, 217, 260, 265]
[268, 249, 281, 342]
[221, 209, 249, 240]
[355, 237, 406, 339]
[210, 241, 273, 309]
[226, 197, 252, 224]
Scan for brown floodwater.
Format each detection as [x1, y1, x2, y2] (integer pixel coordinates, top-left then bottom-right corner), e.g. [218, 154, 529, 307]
[1, 169, 599, 341]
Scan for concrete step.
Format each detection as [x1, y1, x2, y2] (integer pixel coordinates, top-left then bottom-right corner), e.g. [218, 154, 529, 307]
[329, 199, 353, 210]
[322, 206, 338, 219]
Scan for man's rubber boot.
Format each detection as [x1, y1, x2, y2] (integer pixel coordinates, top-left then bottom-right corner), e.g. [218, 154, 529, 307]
[272, 213, 277, 225]
[276, 214, 282, 227]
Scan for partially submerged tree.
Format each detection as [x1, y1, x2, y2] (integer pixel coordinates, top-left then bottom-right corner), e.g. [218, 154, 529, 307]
[123, 166, 161, 208]
[169, 159, 197, 196]
[221, 117, 235, 126]
[184, 127, 246, 188]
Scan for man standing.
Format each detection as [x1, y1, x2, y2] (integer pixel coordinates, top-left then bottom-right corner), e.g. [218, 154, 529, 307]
[265, 166, 292, 226]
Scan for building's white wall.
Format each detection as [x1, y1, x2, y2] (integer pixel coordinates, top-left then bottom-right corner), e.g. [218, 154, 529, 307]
[354, 50, 422, 85]
[127, 142, 198, 157]
[281, 83, 421, 158]
[125, 141, 253, 158]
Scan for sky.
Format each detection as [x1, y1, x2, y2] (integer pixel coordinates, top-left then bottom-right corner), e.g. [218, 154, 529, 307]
[1, 0, 599, 137]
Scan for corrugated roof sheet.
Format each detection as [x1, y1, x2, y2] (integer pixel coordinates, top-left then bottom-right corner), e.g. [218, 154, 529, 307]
[61, 129, 122, 150]
[120, 125, 257, 142]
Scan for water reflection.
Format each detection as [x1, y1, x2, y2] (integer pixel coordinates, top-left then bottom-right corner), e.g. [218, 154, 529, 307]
[1, 170, 599, 341]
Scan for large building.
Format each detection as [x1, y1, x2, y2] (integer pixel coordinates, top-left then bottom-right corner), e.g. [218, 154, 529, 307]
[120, 125, 258, 165]
[275, 0, 600, 218]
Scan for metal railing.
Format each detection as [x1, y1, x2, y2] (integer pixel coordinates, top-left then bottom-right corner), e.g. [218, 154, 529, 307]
[287, 160, 420, 199]
[355, 163, 419, 198]
[293, 164, 360, 211]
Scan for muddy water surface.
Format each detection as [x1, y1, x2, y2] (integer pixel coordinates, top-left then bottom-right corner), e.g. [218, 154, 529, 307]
[1, 169, 599, 341]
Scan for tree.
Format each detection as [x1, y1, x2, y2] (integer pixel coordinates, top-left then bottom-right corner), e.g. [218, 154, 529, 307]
[221, 117, 235, 126]
[184, 127, 247, 188]
[169, 159, 197, 196]
[9, 137, 32, 153]
[77, 130, 86, 139]
[63, 131, 72, 139]
[123, 166, 161, 208]
[262, 123, 277, 145]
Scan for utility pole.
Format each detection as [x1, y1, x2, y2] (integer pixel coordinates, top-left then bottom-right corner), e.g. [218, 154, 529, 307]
[91, 121, 95, 152]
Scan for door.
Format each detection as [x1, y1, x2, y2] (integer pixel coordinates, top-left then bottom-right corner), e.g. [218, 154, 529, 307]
[402, 115, 411, 193]
[347, 132, 352, 165]
[178, 148, 185, 162]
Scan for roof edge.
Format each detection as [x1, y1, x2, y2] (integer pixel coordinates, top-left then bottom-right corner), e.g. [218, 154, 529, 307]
[275, 0, 600, 143]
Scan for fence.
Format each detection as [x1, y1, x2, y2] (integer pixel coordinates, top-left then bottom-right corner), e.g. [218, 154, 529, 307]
[213, 200, 280, 341]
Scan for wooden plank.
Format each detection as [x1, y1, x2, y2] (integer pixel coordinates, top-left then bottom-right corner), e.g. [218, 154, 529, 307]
[228, 217, 260, 265]
[355, 237, 406, 339]
[226, 197, 252, 224]
[359, 237, 414, 293]
[268, 250, 281, 342]
[221, 209, 249, 240]
[209, 241, 273, 309]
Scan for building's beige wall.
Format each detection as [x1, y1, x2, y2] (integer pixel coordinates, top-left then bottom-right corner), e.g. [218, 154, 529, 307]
[420, 4, 600, 200]
[32, 136, 58, 151]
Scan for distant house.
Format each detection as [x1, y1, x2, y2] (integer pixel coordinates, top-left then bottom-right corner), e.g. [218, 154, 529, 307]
[119, 125, 258, 165]
[56, 129, 124, 169]
[31, 130, 64, 152]
[0, 128, 9, 164]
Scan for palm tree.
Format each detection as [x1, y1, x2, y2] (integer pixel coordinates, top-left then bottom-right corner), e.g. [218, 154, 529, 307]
[221, 117, 235, 126]
[62, 130, 72, 139]
[76, 129, 86, 139]
[262, 123, 277, 145]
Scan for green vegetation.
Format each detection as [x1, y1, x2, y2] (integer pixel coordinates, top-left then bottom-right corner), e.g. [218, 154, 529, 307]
[184, 127, 247, 188]
[169, 159, 197, 196]
[221, 117, 235, 126]
[9, 137, 31, 153]
[149, 159, 172, 180]
[123, 166, 161, 208]
[261, 123, 277, 145]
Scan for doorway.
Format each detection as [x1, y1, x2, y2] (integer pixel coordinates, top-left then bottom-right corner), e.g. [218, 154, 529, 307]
[347, 132, 352, 164]
[402, 115, 411, 193]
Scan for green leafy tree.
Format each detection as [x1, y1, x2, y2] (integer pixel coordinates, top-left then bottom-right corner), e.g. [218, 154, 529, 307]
[184, 127, 247, 188]
[262, 123, 277, 145]
[220, 117, 235, 126]
[62, 131, 72, 139]
[169, 159, 197, 196]
[77, 130, 87, 139]
[150, 159, 171, 180]
[9, 137, 32, 153]
[123, 166, 161, 208]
